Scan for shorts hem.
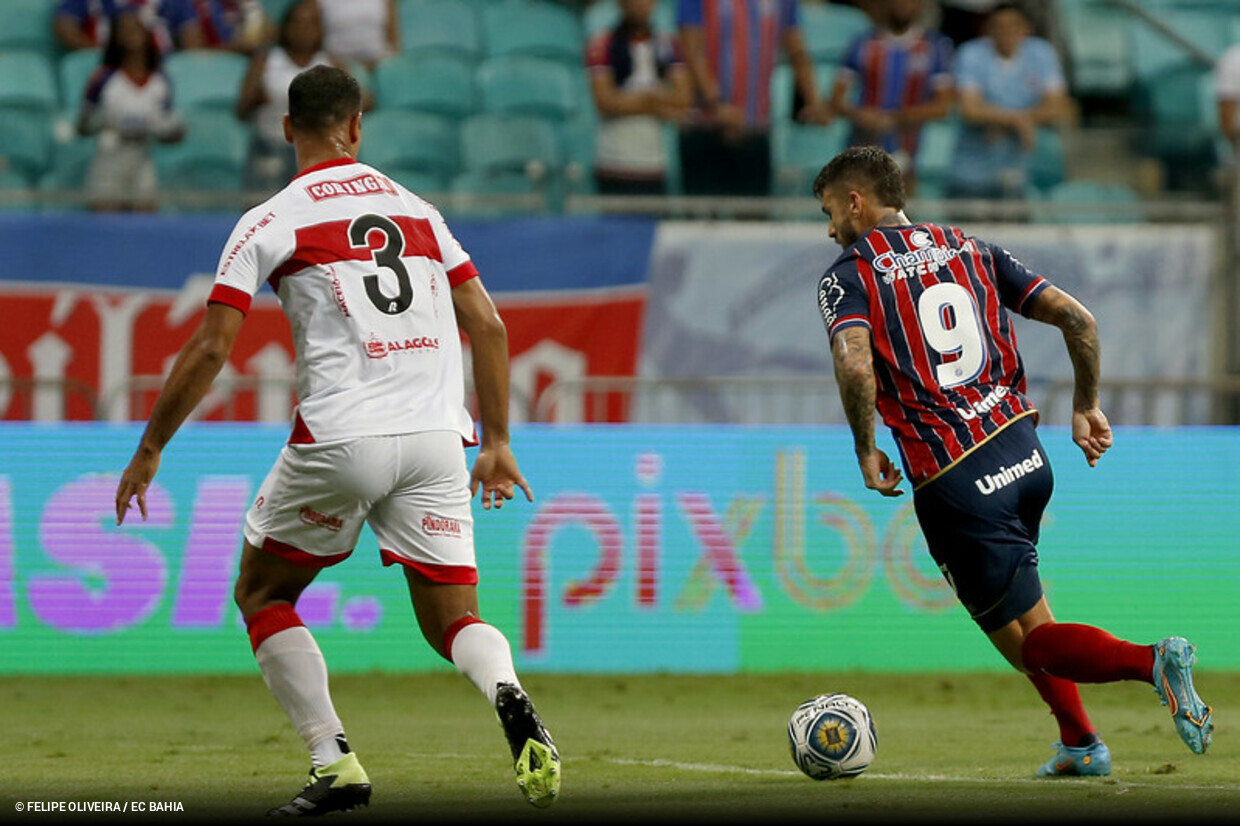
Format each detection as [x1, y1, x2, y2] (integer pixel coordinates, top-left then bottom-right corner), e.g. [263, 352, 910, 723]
[261, 536, 352, 568]
[380, 550, 478, 584]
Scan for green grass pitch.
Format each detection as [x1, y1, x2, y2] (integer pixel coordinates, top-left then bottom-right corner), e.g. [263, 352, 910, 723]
[2, 672, 1236, 824]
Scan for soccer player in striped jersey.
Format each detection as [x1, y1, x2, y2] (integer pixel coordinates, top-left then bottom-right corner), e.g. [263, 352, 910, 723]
[115, 65, 558, 814]
[815, 145, 1213, 776]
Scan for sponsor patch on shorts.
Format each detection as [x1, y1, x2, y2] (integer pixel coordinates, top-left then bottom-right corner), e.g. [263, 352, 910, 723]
[421, 512, 464, 538]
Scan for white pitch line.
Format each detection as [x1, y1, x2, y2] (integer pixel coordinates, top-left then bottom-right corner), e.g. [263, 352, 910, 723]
[599, 757, 1240, 792]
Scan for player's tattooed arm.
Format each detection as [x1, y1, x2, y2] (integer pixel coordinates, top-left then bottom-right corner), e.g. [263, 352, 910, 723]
[1027, 285, 1101, 411]
[832, 326, 879, 456]
[832, 327, 904, 495]
[1027, 285, 1113, 466]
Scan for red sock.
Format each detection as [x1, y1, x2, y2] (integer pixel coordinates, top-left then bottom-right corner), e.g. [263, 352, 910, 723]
[1027, 672, 1095, 747]
[1022, 622, 1154, 684]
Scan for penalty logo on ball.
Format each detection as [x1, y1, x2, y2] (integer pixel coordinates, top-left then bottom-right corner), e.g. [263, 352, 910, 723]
[787, 692, 877, 781]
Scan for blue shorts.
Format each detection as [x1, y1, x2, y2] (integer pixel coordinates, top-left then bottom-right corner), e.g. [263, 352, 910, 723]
[913, 416, 1052, 633]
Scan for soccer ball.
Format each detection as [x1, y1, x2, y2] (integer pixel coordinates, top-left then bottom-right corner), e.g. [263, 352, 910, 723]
[787, 693, 877, 780]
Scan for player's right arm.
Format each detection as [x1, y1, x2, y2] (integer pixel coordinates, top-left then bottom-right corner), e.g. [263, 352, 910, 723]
[452, 277, 533, 511]
[115, 302, 246, 524]
[832, 326, 904, 497]
[1025, 284, 1113, 467]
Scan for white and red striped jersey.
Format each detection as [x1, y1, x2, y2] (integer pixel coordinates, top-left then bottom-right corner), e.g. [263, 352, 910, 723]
[209, 157, 478, 445]
[819, 223, 1049, 488]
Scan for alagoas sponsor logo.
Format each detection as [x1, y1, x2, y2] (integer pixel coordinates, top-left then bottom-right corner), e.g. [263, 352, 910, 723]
[306, 173, 397, 201]
[974, 447, 1044, 495]
[365, 333, 440, 359]
[874, 234, 977, 285]
[421, 513, 463, 538]
[299, 506, 344, 532]
[956, 385, 1008, 420]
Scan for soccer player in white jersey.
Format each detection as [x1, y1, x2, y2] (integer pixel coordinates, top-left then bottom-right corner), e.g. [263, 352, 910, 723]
[114, 65, 559, 815]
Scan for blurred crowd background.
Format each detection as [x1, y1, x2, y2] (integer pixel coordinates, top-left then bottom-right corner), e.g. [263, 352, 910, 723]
[0, 0, 1235, 219]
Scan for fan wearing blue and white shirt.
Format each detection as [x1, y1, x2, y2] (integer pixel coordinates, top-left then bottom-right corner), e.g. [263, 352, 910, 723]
[947, 2, 1075, 199]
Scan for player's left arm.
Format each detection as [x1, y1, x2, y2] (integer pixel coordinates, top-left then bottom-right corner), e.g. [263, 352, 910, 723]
[115, 303, 246, 525]
[1025, 284, 1113, 467]
[832, 326, 903, 496]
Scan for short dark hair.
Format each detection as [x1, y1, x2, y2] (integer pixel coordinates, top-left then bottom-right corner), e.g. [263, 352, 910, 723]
[991, 2, 1027, 19]
[287, 65, 362, 134]
[812, 145, 906, 209]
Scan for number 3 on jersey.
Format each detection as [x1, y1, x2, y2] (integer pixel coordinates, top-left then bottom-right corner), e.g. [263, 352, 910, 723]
[916, 282, 985, 389]
[349, 213, 413, 315]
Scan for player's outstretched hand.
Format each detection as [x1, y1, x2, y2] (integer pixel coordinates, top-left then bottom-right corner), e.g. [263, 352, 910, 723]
[470, 443, 534, 511]
[858, 448, 904, 497]
[115, 447, 161, 525]
[1072, 407, 1113, 467]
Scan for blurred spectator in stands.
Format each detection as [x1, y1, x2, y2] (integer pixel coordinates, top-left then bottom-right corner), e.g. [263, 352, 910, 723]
[191, 0, 271, 54]
[948, 2, 1075, 199]
[236, 0, 343, 193]
[316, 0, 399, 71]
[77, 8, 184, 211]
[1215, 38, 1240, 150]
[586, 0, 692, 195]
[829, 0, 953, 184]
[54, 0, 204, 53]
[676, 0, 830, 196]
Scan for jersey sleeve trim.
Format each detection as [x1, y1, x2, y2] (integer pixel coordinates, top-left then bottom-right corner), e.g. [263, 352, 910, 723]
[207, 283, 252, 315]
[829, 315, 872, 338]
[1015, 276, 1049, 316]
[447, 260, 479, 288]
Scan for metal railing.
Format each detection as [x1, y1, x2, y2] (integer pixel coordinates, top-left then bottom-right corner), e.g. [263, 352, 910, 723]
[532, 374, 1240, 426]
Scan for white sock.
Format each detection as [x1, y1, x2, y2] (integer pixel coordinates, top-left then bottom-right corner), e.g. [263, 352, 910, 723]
[255, 625, 347, 767]
[450, 622, 520, 706]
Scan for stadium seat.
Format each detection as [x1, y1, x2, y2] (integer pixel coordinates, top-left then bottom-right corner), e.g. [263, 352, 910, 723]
[0, 0, 58, 55]
[383, 167, 451, 196]
[458, 112, 562, 177]
[476, 56, 580, 121]
[163, 50, 250, 113]
[799, 2, 872, 65]
[373, 53, 476, 119]
[0, 109, 53, 181]
[0, 51, 59, 113]
[1029, 127, 1066, 192]
[359, 109, 458, 180]
[38, 133, 96, 197]
[1128, 7, 1231, 84]
[770, 120, 850, 198]
[399, 0, 482, 59]
[481, 0, 583, 64]
[1036, 179, 1142, 224]
[59, 48, 102, 110]
[913, 118, 961, 197]
[1059, 1, 1132, 97]
[153, 110, 248, 193]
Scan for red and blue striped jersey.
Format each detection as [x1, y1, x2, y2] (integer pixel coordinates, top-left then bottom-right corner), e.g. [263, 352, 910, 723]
[676, 0, 800, 127]
[819, 224, 1049, 488]
[837, 27, 953, 157]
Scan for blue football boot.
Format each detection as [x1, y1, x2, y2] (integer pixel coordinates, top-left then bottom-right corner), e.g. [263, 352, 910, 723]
[1153, 636, 1213, 754]
[1036, 739, 1112, 778]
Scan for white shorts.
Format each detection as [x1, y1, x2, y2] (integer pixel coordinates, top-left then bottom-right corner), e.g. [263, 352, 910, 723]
[243, 431, 477, 583]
